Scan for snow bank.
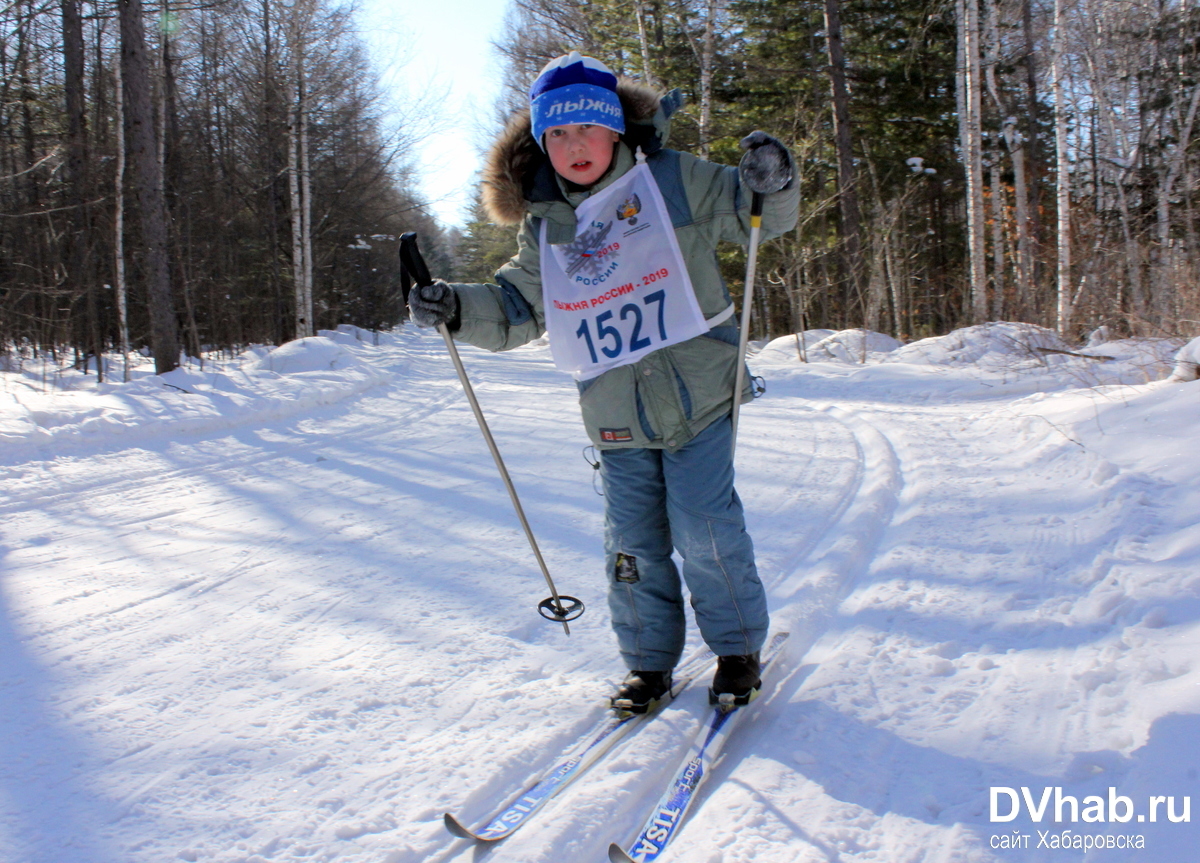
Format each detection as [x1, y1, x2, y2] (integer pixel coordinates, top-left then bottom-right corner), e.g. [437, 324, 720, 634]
[253, 335, 361, 374]
[1169, 336, 1200, 382]
[799, 328, 902, 363]
[753, 329, 835, 363]
[755, 329, 902, 364]
[889, 321, 1067, 367]
[752, 322, 1181, 386]
[0, 326, 397, 458]
[1032, 373, 1200, 486]
[1, 321, 1187, 462]
[1073, 336, 1185, 383]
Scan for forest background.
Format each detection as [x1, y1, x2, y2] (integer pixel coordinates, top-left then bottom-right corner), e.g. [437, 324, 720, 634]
[3, 0, 1198, 378]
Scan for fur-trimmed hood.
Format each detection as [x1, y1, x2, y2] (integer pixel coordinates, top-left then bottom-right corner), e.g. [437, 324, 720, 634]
[482, 79, 679, 226]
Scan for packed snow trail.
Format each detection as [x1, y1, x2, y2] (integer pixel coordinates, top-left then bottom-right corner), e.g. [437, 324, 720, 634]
[0, 330, 858, 863]
[1, 326, 1197, 862]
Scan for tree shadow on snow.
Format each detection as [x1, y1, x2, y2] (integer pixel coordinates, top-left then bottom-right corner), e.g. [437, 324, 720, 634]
[0, 541, 123, 862]
[736, 690, 1200, 862]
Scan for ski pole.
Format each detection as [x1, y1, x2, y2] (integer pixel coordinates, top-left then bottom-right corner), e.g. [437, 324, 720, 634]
[398, 233, 583, 635]
[730, 191, 764, 457]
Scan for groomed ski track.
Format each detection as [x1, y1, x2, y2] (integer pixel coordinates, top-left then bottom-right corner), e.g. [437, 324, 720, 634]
[2, 328, 1195, 862]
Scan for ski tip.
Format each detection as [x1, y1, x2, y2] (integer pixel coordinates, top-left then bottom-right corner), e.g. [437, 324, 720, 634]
[443, 812, 476, 840]
[608, 843, 637, 863]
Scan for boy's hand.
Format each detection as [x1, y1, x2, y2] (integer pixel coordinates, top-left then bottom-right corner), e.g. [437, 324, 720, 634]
[408, 279, 460, 328]
[738, 131, 794, 195]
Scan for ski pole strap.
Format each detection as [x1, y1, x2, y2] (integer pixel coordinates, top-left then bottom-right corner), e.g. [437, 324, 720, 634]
[706, 303, 735, 328]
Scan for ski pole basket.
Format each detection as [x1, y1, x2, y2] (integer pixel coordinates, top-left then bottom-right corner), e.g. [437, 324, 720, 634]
[538, 595, 585, 623]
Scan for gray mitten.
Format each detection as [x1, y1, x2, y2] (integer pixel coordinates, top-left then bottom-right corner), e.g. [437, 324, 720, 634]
[408, 279, 459, 328]
[738, 131, 794, 195]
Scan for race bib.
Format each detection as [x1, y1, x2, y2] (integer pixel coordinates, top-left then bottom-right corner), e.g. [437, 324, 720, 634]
[541, 157, 709, 380]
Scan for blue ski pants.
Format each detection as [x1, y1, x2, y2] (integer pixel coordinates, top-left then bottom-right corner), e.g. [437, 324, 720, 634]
[599, 415, 769, 671]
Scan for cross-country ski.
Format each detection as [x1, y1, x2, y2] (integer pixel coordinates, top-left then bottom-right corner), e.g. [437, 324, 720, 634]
[608, 632, 791, 863]
[442, 646, 715, 842]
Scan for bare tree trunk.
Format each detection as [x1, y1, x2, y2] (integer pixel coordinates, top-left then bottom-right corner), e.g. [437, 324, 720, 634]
[989, 150, 1005, 319]
[114, 44, 131, 381]
[261, 0, 284, 344]
[885, 227, 903, 337]
[63, 0, 98, 377]
[866, 229, 886, 332]
[160, 3, 198, 361]
[300, 75, 314, 335]
[634, 0, 658, 87]
[287, 16, 314, 342]
[1114, 179, 1145, 321]
[1022, 0, 1043, 289]
[982, 0, 1030, 319]
[1052, 0, 1072, 335]
[1006, 119, 1033, 318]
[288, 80, 305, 339]
[823, 0, 865, 325]
[119, 0, 178, 373]
[1185, 158, 1198, 288]
[698, 0, 716, 157]
[959, 0, 988, 323]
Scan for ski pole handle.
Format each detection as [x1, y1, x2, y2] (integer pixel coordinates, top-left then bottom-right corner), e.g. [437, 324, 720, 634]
[396, 232, 426, 313]
[399, 232, 433, 289]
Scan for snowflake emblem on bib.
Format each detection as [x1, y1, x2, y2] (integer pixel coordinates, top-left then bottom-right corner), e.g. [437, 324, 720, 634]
[564, 220, 616, 278]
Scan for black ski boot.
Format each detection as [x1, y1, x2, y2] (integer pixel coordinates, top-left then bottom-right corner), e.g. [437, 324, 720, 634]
[610, 670, 673, 715]
[709, 652, 761, 709]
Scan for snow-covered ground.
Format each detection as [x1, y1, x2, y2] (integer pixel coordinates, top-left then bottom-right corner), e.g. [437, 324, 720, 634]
[1, 323, 1197, 862]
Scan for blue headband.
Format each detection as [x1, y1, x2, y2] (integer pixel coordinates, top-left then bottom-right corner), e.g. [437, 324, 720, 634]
[529, 52, 625, 149]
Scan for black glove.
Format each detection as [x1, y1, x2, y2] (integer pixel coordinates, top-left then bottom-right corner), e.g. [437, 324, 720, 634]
[738, 131, 794, 195]
[408, 279, 459, 329]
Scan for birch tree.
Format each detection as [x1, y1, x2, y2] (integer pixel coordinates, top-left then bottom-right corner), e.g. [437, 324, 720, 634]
[958, 0, 988, 323]
[633, 0, 658, 87]
[1051, 0, 1072, 335]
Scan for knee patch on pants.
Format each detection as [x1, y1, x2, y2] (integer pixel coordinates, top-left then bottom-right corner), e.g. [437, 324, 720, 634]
[614, 553, 640, 584]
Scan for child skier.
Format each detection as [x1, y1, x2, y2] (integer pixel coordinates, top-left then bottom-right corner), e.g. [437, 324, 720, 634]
[408, 52, 799, 711]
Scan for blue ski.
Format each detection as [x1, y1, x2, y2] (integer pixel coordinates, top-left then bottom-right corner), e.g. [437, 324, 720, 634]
[608, 631, 791, 863]
[444, 645, 717, 842]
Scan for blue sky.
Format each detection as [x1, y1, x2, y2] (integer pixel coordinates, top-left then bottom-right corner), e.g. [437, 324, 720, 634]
[358, 0, 512, 229]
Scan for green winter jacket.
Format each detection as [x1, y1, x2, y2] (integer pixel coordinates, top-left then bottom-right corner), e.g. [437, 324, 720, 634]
[447, 81, 800, 452]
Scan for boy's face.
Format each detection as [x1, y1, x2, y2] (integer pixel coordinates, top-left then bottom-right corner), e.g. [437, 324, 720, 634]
[545, 123, 621, 187]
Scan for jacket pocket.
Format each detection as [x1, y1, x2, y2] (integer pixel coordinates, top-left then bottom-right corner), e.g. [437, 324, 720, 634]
[664, 332, 746, 428]
[577, 365, 658, 448]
